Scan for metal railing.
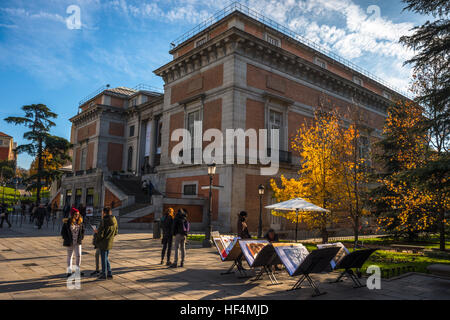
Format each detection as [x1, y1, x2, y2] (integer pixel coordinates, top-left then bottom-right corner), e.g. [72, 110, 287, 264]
[171, 1, 413, 99]
[133, 84, 164, 94]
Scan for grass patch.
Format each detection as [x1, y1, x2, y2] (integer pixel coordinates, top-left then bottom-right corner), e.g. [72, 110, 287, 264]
[340, 235, 450, 250]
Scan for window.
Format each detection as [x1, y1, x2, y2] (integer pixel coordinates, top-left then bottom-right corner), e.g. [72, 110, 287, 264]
[359, 136, 370, 160]
[0, 140, 2, 145]
[195, 36, 208, 47]
[86, 188, 94, 206]
[268, 110, 283, 148]
[314, 57, 327, 69]
[131, 97, 137, 107]
[187, 109, 202, 149]
[127, 146, 133, 171]
[156, 118, 163, 155]
[266, 34, 280, 47]
[129, 125, 135, 137]
[183, 184, 197, 196]
[80, 148, 87, 170]
[353, 76, 363, 86]
[75, 189, 82, 208]
[65, 190, 72, 207]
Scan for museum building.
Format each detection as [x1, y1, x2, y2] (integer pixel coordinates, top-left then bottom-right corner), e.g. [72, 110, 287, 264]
[53, 5, 407, 236]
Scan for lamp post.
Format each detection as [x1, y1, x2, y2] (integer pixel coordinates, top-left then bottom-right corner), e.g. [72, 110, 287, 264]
[202, 162, 216, 248]
[257, 184, 265, 239]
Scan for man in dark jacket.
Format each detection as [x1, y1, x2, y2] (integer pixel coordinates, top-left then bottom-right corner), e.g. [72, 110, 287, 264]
[0, 203, 12, 228]
[170, 209, 189, 268]
[160, 208, 174, 265]
[94, 207, 118, 280]
[36, 203, 47, 229]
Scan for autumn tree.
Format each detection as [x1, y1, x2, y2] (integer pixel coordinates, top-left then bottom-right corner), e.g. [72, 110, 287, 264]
[410, 58, 449, 250]
[271, 109, 344, 243]
[337, 105, 373, 246]
[372, 99, 441, 239]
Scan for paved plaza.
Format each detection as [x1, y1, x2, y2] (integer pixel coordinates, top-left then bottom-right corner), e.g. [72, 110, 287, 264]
[0, 224, 449, 300]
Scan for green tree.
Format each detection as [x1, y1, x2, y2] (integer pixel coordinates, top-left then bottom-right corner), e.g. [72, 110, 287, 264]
[400, 0, 449, 106]
[4, 104, 57, 204]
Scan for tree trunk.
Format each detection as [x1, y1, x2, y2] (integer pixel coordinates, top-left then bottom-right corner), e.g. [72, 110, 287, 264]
[354, 215, 359, 247]
[321, 227, 328, 244]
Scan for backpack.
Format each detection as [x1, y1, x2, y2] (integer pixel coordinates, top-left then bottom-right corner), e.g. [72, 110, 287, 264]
[183, 220, 190, 233]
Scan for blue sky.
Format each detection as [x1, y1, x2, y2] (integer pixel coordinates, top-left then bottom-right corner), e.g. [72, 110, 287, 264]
[0, 0, 428, 168]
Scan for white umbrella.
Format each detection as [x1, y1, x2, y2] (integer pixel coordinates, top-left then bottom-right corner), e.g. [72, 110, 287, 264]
[265, 198, 329, 242]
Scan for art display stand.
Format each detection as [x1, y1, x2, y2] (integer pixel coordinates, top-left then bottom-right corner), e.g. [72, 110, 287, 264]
[212, 234, 251, 278]
[239, 240, 283, 286]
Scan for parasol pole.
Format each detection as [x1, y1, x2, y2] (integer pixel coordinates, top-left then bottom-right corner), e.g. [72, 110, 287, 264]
[295, 209, 299, 243]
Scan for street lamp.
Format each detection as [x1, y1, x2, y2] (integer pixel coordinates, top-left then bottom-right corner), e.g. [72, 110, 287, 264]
[203, 162, 216, 248]
[257, 184, 265, 238]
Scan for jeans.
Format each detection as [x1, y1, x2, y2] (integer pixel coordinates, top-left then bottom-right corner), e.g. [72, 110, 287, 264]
[173, 234, 186, 264]
[161, 236, 172, 261]
[100, 250, 112, 276]
[67, 244, 82, 273]
[0, 213, 11, 228]
[95, 248, 100, 271]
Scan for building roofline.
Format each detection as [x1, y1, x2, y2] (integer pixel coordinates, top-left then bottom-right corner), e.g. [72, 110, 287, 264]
[168, 1, 413, 100]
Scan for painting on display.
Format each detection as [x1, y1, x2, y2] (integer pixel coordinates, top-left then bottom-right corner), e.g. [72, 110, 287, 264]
[272, 243, 309, 276]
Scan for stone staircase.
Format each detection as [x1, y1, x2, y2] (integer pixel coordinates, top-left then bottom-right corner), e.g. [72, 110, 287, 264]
[108, 176, 159, 229]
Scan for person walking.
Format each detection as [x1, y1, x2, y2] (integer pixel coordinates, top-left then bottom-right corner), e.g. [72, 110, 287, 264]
[94, 207, 118, 280]
[237, 211, 251, 239]
[160, 207, 174, 265]
[170, 209, 189, 268]
[61, 208, 85, 277]
[0, 203, 12, 228]
[36, 203, 47, 229]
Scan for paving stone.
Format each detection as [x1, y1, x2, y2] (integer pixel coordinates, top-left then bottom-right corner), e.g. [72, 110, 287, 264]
[1, 224, 450, 300]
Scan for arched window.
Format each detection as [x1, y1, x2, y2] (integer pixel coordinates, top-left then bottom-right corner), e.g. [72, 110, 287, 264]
[127, 146, 133, 172]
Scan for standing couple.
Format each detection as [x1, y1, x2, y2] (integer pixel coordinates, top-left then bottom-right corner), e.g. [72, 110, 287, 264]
[160, 208, 190, 268]
[61, 207, 118, 280]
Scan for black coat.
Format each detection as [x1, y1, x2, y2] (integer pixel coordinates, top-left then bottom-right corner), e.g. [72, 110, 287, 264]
[172, 212, 187, 236]
[61, 220, 85, 246]
[160, 214, 173, 238]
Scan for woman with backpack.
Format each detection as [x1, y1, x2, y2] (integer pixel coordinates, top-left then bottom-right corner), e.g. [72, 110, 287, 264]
[160, 207, 174, 266]
[61, 208, 85, 277]
[169, 208, 190, 268]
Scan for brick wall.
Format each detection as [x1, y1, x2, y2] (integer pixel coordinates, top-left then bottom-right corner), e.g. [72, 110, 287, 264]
[168, 111, 184, 156]
[107, 143, 123, 171]
[163, 204, 203, 223]
[0, 147, 9, 161]
[165, 174, 219, 221]
[104, 188, 121, 208]
[76, 122, 97, 142]
[247, 64, 385, 131]
[86, 142, 95, 169]
[109, 122, 125, 136]
[74, 147, 81, 171]
[170, 64, 224, 104]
